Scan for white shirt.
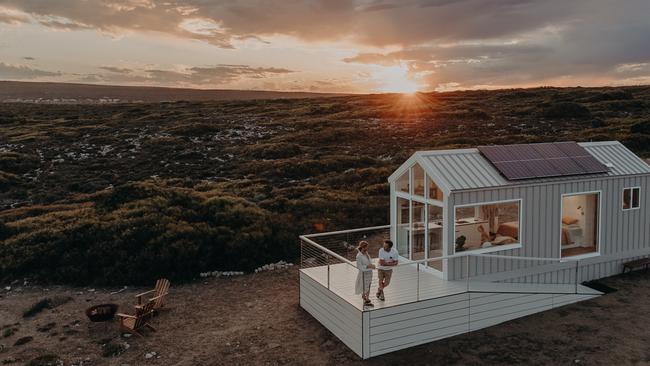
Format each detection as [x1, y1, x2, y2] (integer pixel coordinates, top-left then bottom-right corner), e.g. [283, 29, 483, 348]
[355, 252, 373, 272]
[378, 247, 399, 269]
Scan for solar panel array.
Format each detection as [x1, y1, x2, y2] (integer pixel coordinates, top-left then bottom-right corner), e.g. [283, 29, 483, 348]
[478, 142, 609, 181]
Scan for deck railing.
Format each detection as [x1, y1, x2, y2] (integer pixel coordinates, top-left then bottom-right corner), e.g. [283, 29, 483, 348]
[300, 226, 591, 307]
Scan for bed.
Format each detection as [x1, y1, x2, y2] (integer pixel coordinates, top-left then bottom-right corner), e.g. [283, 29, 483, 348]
[497, 221, 519, 240]
[561, 223, 583, 246]
[497, 220, 582, 246]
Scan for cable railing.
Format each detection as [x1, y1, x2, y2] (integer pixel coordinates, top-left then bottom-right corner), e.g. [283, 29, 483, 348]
[300, 226, 593, 308]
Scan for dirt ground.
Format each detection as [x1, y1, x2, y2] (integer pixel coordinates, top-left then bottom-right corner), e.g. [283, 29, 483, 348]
[1, 268, 650, 366]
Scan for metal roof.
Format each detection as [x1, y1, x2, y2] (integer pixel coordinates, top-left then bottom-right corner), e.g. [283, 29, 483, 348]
[411, 141, 650, 191]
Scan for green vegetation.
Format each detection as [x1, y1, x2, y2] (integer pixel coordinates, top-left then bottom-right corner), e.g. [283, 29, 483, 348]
[1, 86, 649, 285]
[22, 297, 71, 318]
[2, 182, 294, 285]
[26, 355, 62, 366]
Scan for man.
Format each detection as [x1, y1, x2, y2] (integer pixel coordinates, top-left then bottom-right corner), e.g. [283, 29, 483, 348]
[377, 240, 398, 301]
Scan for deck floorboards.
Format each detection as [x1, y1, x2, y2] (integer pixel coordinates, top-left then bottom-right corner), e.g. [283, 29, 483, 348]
[301, 262, 600, 312]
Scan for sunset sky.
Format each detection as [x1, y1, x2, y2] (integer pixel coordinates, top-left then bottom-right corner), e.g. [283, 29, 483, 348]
[1, 0, 649, 93]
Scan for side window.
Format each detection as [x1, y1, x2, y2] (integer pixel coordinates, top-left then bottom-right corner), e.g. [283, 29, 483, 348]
[623, 187, 640, 210]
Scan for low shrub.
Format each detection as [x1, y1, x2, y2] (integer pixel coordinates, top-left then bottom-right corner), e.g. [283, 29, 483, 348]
[0, 171, 21, 191]
[243, 143, 303, 159]
[622, 135, 650, 153]
[27, 355, 62, 366]
[22, 296, 71, 317]
[0, 181, 295, 285]
[102, 341, 127, 357]
[538, 102, 591, 119]
[23, 299, 52, 318]
[0, 152, 40, 174]
[630, 120, 650, 134]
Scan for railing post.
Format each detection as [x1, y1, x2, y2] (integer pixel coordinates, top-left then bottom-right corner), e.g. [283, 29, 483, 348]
[466, 255, 470, 292]
[416, 263, 420, 302]
[327, 254, 331, 289]
[574, 260, 579, 294]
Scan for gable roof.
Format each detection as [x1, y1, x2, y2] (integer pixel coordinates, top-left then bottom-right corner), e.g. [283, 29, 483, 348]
[389, 141, 650, 191]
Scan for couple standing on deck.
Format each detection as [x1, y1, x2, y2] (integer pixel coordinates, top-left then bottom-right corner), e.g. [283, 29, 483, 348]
[354, 240, 399, 307]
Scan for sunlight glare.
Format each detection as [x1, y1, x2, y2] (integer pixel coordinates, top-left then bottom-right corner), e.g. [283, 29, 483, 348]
[374, 65, 421, 94]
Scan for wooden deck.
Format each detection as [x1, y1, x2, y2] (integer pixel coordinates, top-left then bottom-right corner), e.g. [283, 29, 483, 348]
[301, 262, 466, 311]
[300, 261, 600, 312]
[300, 262, 603, 358]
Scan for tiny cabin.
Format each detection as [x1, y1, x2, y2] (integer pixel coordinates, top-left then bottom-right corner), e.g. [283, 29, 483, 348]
[387, 140, 650, 282]
[299, 141, 650, 358]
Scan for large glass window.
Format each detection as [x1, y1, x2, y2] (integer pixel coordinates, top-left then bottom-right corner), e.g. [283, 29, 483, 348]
[411, 201, 425, 260]
[397, 171, 409, 193]
[454, 200, 521, 252]
[396, 197, 410, 256]
[427, 205, 443, 271]
[623, 187, 640, 210]
[561, 193, 599, 258]
[427, 174, 443, 201]
[412, 164, 425, 197]
[394, 163, 446, 270]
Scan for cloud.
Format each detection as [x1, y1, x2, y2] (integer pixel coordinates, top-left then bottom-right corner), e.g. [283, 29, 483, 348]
[0, 6, 27, 24]
[0, 59, 294, 88]
[99, 66, 134, 74]
[0, 0, 596, 48]
[140, 64, 294, 85]
[0, 62, 61, 79]
[341, 2, 650, 90]
[1, 1, 650, 91]
[81, 64, 294, 87]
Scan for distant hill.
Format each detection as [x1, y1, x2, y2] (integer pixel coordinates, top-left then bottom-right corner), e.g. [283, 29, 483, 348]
[0, 81, 348, 104]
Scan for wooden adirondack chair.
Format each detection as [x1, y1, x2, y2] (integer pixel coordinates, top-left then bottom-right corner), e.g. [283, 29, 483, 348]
[116, 298, 157, 337]
[136, 278, 170, 311]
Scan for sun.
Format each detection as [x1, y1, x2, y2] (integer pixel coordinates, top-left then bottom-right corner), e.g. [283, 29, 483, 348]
[374, 65, 421, 94]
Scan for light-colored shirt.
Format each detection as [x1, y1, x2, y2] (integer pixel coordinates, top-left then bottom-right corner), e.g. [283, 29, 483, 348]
[356, 251, 373, 272]
[378, 247, 399, 269]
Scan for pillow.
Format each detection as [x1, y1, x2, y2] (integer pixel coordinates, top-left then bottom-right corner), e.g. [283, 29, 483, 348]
[562, 216, 578, 225]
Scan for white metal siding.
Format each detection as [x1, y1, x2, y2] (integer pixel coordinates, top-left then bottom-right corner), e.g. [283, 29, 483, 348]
[446, 175, 650, 282]
[366, 290, 598, 358]
[367, 293, 470, 357]
[299, 272, 364, 357]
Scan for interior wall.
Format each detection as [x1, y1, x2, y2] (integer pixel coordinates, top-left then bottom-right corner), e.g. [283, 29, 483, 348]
[562, 193, 598, 247]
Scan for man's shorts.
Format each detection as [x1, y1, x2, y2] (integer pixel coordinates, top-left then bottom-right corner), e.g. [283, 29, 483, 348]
[378, 269, 393, 286]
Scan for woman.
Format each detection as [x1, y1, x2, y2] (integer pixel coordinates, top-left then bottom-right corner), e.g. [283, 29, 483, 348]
[355, 240, 376, 307]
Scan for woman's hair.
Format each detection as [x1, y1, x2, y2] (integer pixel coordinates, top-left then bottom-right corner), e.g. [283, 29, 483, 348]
[357, 240, 369, 252]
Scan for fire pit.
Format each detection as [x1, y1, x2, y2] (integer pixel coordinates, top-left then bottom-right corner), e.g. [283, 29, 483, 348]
[86, 304, 118, 322]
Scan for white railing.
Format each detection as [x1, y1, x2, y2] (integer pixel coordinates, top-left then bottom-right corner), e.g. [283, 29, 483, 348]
[300, 226, 590, 306]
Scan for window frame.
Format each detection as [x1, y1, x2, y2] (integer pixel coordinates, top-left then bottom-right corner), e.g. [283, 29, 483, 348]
[622, 187, 641, 211]
[560, 190, 602, 260]
[452, 198, 523, 255]
[393, 162, 446, 276]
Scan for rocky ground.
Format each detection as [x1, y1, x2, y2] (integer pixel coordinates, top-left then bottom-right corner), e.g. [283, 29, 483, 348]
[1, 267, 650, 366]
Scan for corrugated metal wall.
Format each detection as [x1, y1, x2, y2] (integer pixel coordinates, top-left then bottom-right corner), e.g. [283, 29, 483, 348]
[446, 175, 650, 282]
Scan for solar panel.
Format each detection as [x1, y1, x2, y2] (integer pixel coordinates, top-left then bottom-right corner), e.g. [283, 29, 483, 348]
[478, 142, 608, 181]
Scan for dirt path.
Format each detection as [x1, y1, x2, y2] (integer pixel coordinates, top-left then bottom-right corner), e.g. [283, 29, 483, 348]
[1, 268, 650, 365]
